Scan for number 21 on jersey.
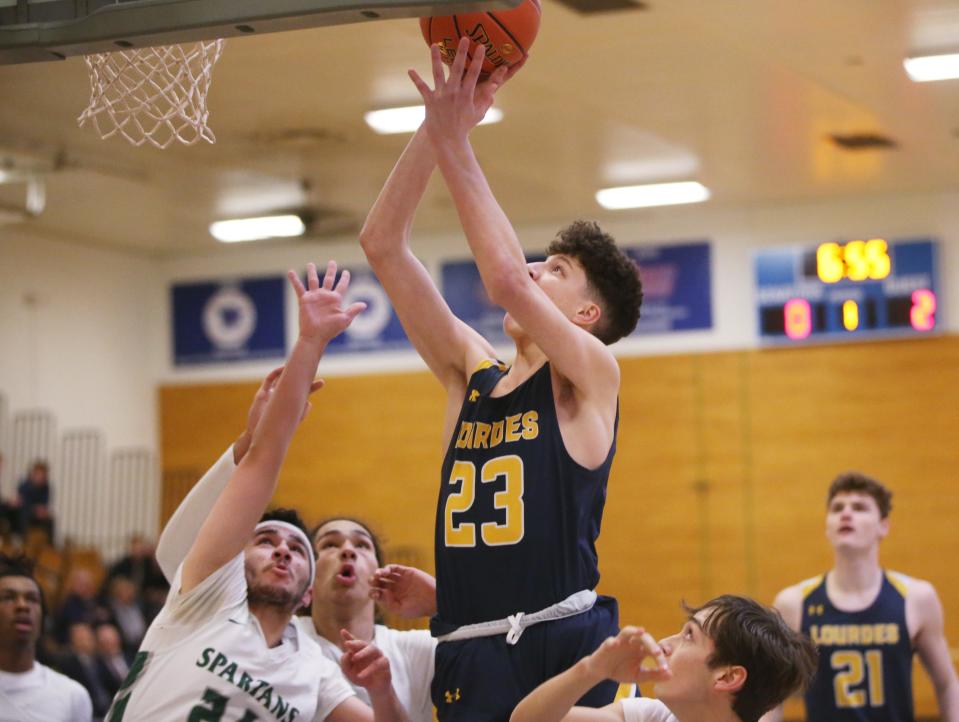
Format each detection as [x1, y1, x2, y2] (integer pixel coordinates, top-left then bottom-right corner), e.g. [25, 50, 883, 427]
[445, 455, 525, 547]
[832, 650, 885, 708]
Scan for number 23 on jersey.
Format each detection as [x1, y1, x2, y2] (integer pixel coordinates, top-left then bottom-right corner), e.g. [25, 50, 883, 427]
[445, 455, 525, 547]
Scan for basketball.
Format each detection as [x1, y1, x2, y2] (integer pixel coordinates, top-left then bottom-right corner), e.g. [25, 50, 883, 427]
[420, 0, 541, 78]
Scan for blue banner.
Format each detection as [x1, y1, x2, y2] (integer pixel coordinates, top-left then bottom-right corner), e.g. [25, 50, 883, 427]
[172, 277, 286, 365]
[627, 242, 713, 335]
[323, 267, 410, 354]
[441, 255, 545, 346]
[442, 243, 712, 341]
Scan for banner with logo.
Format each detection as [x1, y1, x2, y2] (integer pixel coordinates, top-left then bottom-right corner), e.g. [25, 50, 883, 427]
[441, 255, 545, 346]
[442, 243, 712, 342]
[322, 267, 411, 354]
[172, 277, 286, 365]
[627, 241, 712, 335]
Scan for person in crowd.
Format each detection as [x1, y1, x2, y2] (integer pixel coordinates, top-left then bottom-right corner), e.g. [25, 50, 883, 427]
[0, 552, 92, 720]
[15, 461, 54, 543]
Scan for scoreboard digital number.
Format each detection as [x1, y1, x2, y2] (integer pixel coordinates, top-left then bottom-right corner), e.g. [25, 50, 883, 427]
[756, 238, 939, 342]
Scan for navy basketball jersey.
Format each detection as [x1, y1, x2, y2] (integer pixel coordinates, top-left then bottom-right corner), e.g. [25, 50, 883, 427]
[433, 361, 616, 628]
[801, 572, 914, 722]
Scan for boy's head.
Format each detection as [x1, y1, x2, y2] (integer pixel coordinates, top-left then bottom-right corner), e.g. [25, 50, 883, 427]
[0, 553, 44, 652]
[825, 472, 892, 551]
[827, 471, 892, 518]
[244, 508, 316, 613]
[543, 220, 643, 344]
[655, 595, 817, 722]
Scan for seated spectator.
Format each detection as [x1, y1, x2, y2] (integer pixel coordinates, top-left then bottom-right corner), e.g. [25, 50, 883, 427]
[0, 452, 18, 540]
[16, 460, 54, 544]
[94, 623, 129, 699]
[101, 575, 146, 656]
[106, 534, 168, 619]
[55, 568, 107, 645]
[56, 622, 114, 719]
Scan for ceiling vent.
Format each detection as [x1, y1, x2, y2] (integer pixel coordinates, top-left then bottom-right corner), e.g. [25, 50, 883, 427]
[829, 132, 898, 151]
[553, 0, 649, 14]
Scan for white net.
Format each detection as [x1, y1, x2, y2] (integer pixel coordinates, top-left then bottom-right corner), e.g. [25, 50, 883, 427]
[77, 40, 225, 149]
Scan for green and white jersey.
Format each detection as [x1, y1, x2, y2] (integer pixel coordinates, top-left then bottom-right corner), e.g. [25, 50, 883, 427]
[0, 662, 93, 722]
[294, 619, 436, 722]
[107, 554, 354, 722]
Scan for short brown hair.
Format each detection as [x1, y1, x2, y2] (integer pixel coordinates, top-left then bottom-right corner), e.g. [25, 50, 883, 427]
[827, 471, 892, 518]
[684, 595, 818, 722]
[545, 220, 643, 344]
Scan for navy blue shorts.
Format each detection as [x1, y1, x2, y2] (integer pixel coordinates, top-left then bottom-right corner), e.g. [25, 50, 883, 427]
[431, 595, 630, 722]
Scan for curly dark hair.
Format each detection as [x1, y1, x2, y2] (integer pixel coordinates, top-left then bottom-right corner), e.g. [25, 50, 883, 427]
[683, 595, 818, 722]
[827, 471, 892, 519]
[545, 220, 643, 344]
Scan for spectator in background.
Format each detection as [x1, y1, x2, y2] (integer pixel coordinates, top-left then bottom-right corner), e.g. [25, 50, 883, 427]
[0, 552, 92, 720]
[55, 568, 106, 645]
[0, 453, 18, 540]
[106, 534, 168, 619]
[94, 623, 129, 700]
[56, 622, 113, 719]
[15, 460, 54, 544]
[101, 575, 146, 656]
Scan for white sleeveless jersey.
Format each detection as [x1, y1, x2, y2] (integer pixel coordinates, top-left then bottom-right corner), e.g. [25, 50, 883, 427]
[294, 619, 436, 722]
[107, 554, 354, 722]
[621, 698, 677, 722]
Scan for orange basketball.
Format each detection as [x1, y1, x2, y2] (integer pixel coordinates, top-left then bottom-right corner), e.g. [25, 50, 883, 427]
[420, 0, 541, 77]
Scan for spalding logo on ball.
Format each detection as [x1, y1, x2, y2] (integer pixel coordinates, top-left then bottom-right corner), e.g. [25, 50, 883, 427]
[420, 0, 541, 77]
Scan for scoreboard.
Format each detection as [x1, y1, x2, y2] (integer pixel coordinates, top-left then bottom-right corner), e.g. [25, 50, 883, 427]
[756, 238, 939, 342]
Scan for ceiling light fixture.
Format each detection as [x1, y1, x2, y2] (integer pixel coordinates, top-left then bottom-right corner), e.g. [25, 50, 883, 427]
[904, 52, 959, 82]
[364, 105, 503, 135]
[209, 214, 306, 243]
[595, 181, 711, 210]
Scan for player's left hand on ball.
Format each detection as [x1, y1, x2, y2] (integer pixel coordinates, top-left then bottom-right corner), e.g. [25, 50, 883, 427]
[409, 37, 494, 140]
[340, 630, 392, 693]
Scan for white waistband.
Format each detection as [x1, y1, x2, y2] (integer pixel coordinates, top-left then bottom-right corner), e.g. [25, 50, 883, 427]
[436, 589, 597, 646]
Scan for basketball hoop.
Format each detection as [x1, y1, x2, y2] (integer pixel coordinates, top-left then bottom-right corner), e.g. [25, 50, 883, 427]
[77, 40, 225, 149]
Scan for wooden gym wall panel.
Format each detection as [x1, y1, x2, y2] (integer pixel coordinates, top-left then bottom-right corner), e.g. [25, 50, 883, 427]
[748, 336, 959, 717]
[159, 371, 448, 565]
[160, 336, 958, 715]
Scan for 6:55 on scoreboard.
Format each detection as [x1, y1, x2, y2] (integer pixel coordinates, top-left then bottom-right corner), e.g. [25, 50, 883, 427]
[755, 238, 939, 343]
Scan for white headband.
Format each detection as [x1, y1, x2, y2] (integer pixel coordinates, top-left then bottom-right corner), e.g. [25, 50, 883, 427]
[254, 520, 316, 588]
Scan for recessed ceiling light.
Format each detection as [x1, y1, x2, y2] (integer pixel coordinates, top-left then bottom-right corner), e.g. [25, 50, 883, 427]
[904, 52, 959, 82]
[209, 214, 306, 243]
[595, 181, 710, 210]
[364, 105, 503, 135]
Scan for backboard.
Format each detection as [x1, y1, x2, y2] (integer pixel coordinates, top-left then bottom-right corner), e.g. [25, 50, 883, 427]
[0, 0, 522, 64]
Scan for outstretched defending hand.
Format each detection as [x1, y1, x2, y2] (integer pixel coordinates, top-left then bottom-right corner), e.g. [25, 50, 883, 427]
[408, 36, 518, 143]
[340, 630, 393, 694]
[584, 626, 671, 684]
[369, 564, 438, 619]
[287, 260, 366, 346]
[233, 367, 325, 464]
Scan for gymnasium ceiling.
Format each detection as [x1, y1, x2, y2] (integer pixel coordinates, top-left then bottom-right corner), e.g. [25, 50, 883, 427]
[1, 0, 959, 257]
